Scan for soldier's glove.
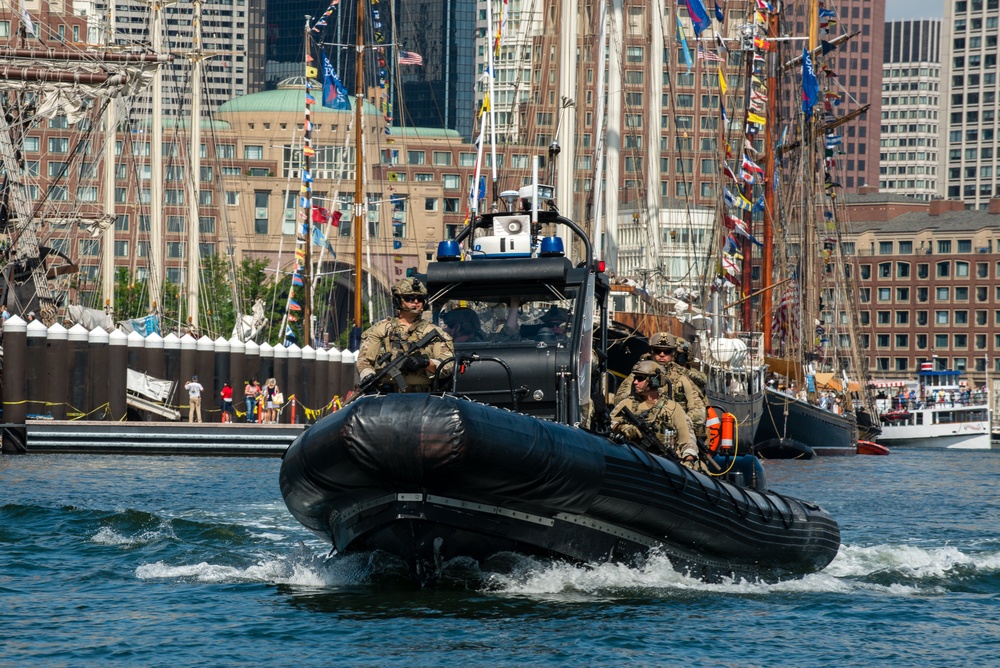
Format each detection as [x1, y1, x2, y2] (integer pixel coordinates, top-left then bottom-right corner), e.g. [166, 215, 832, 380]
[400, 354, 430, 373]
[359, 368, 376, 382]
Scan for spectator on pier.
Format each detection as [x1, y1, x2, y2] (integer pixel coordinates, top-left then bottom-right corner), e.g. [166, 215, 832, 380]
[244, 379, 261, 423]
[184, 375, 204, 423]
[220, 382, 235, 423]
[263, 378, 281, 423]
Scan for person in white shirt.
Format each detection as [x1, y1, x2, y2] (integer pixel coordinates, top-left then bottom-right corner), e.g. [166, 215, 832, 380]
[184, 375, 204, 423]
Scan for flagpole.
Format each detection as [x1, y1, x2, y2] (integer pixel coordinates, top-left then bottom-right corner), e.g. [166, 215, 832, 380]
[349, 0, 365, 351]
[738, 4, 756, 331]
[762, 5, 779, 354]
[303, 17, 313, 346]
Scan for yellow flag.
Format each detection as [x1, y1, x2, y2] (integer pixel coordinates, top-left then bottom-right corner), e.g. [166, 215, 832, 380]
[748, 112, 767, 125]
[718, 68, 728, 96]
[305, 66, 318, 78]
[388, 172, 399, 182]
[478, 93, 491, 118]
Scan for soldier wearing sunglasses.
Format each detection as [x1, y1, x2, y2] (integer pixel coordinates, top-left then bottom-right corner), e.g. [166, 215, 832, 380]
[613, 332, 708, 438]
[357, 277, 454, 392]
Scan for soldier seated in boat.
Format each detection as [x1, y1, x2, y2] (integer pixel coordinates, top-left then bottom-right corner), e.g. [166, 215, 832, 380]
[442, 306, 487, 343]
[357, 277, 454, 392]
[609, 360, 702, 470]
[613, 332, 708, 439]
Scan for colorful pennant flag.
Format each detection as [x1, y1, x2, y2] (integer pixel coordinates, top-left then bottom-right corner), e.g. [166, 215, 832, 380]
[682, 0, 711, 35]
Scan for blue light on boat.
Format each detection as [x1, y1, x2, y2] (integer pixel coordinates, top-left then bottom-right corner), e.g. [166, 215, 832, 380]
[437, 240, 461, 261]
[540, 236, 564, 257]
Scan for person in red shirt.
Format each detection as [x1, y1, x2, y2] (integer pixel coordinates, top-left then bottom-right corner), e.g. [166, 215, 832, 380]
[220, 381, 235, 423]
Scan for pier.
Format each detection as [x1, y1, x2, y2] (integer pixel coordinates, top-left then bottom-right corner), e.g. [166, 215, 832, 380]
[0, 314, 358, 454]
[20, 420, 303, 456]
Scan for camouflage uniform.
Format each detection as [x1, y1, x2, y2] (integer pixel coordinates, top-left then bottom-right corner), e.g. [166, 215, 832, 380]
[357, 317, 454, 391]
[609, 394, 699, 465]
[613, 357, 707, 435]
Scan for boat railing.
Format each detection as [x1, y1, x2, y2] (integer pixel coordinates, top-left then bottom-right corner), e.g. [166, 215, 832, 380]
[877, 394, 988, 413]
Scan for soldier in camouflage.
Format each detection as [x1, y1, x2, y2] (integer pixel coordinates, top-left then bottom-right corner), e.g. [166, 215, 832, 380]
[613, 332, 708, 438]
[610, 360, 700, 469]
[356, 277, 454, 392]
[674, 336, 707, 392]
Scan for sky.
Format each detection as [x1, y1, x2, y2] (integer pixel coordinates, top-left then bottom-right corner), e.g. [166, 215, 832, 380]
[885, 0, 944, 20]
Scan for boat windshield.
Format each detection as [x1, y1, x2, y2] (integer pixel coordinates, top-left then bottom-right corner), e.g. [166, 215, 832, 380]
[432, 287, 579, 343]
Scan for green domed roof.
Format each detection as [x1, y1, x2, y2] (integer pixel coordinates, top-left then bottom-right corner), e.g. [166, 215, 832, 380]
[218, 77, 373, 115]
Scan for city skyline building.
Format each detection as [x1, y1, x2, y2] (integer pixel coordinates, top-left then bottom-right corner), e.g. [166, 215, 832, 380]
[940, 0, 1000, 209]
[879, 19, 942, 201]
[68, 1, 266, 119]
[783, 0, 886, 194]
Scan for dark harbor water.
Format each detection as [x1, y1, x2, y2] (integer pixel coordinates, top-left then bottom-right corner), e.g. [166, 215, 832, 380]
[2, 446, 998, 666]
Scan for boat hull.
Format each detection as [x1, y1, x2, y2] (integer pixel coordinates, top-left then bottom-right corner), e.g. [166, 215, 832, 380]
[280, 394, 840, 582]
[878, 408, 989, 449]
[755, 388, 858, 457]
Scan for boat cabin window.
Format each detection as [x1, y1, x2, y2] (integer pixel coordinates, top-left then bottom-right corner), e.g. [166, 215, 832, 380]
[432, 288, 579, 344]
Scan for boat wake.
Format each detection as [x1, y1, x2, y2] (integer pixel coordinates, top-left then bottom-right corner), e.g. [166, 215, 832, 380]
[126, 539, 1000, 597]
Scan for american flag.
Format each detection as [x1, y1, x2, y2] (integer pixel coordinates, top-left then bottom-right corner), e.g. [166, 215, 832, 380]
[398, 50, 424, 66]
[697, 45, 725, 63]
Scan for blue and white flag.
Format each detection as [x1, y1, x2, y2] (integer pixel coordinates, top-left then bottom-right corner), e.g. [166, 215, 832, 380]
[801, 48, 820, 119]
[321, 50, 350, 111]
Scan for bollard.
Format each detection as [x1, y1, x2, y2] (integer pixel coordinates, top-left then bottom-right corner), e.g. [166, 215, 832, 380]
[290, 396, 297, 424]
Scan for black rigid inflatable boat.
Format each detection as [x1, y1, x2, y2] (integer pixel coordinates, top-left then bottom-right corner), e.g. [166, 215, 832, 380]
[281, 393, 839, 582]
[280, 206, 840, 583]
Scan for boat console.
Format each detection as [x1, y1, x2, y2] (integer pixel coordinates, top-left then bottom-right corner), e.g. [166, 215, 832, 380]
[422, 209, 610, 427]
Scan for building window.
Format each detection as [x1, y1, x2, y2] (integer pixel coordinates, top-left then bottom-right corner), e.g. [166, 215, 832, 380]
[895, 334, 909, 348]
[936, 287, 950, 301]
[955, 310, 969, 325]
[935, 334, 949, 349]
[896, 311, 909, 325]
[936, 261, 950, 278]
[879, 241, 893, 254]
[898, 241, 912, 254]
[877, 334, 890, 348]
[244, 145, 264, 160]
[878, 262, 891, 278]
[407, 151, 425, 165]
[433, 151, 452, 166]
[955, 287, 969, 301]
[425, 198, 438, 211]
[860, 264, 871, 279]
[897, 262, 910, 278]
[166, 242, 185, 259]
[935, 311, 949, 325]
[916, 334, 928, 349]
[254, 191, 269, 234]
[955, 262, 969, 277]
[938, 240, 952, 253]
[896, 287, 909, 302]
[167, 216, 185, 233]
[877, 311, 891, 325]
[917, 263, 929, 279]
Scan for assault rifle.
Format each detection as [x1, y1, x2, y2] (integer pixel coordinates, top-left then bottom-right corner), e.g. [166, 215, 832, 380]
[618, 407, 678, 460]
[346, 329, 442, 404]
[618, 406, 720, 472]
